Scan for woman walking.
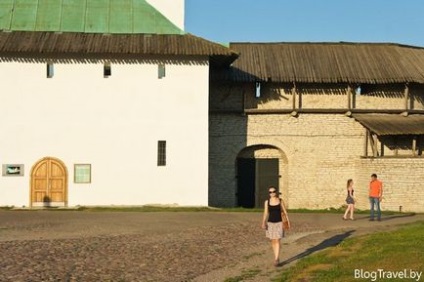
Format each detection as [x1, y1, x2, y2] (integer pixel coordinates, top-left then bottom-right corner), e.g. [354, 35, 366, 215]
[261, 186, 290, 266]
[343, 179, 355, 220]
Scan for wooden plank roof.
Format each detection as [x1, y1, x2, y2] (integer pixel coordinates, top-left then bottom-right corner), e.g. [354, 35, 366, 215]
[0, 31, 239, 66]
[214, 42, 424, 84]
[353, 114, 424, 135]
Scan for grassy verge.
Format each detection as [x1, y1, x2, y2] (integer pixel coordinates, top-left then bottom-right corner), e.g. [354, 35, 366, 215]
[277, 221, 424, 282]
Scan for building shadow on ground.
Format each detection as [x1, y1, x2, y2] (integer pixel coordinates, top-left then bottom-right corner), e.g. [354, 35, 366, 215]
[280, 230, 355, 267]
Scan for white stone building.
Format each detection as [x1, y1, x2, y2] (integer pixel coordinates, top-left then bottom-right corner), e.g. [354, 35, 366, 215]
[0, 0, 237, 207]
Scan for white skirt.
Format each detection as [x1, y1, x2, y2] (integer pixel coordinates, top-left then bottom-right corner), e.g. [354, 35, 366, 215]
[265, 222, 283, 239]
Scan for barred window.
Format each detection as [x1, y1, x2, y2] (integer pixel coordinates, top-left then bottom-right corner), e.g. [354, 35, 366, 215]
[104, 62, 111, 77]
[157, 140, 166, 166]
[47, 63, 54, 78]
[158, 64, 166, 79]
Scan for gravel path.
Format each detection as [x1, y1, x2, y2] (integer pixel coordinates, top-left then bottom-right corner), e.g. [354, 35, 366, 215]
[0, 210, 422, 282]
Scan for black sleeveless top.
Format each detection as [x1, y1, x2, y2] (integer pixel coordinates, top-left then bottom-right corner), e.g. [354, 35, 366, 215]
[268, 200, 282, 223]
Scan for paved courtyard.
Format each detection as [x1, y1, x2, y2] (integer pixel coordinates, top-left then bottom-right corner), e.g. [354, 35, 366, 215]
[0, 210, 422, 281]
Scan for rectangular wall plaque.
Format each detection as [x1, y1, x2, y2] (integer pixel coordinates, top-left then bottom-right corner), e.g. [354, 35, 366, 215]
[2, 164, 24, 176]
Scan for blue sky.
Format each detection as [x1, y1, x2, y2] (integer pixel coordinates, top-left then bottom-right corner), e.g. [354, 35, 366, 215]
[185, 0, 424, 47]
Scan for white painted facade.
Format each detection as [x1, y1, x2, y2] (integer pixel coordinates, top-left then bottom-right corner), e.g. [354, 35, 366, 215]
[147, 0, 185, 30]
[0, 57, 209, 207]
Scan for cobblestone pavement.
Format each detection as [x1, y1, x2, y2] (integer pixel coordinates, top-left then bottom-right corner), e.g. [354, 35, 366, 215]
[0, 210, 422, 282]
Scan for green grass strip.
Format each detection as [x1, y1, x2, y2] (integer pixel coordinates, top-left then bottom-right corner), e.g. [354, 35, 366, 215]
[277, 221, 424, 282]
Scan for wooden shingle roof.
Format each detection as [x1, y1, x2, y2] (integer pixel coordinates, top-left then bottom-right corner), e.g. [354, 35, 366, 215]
[215, 42, 424, 84]
[0, 31, 239, 66]
[353, 114, 424, 135]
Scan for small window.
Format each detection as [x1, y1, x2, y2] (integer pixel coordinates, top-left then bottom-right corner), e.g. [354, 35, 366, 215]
[74, 164, 92, 183]
[158, 64, 166, 79]
[355, 85, 361, 95]
[255, 82, 261, 98]
[104, 62, 111, 77]
[157, 141, 166, 166]
[47, 63, 54, 78]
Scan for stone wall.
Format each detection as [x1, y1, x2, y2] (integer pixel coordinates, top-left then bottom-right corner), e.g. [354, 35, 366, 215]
[241, 83, 424, 110]
[209, 82, 424, 212]
[354, 158, 424, 213]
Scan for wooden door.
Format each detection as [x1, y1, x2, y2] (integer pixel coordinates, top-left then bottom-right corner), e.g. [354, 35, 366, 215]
[31, 157, 67, 207]
[237, 158, 280, 208]
[237, 158, 256, 208]
[256, 158, 279, 208]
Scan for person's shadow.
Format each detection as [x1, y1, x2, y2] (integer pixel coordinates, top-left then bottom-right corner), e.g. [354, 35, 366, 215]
[279, 230, 355, 267]
[379, 213, 415, 221]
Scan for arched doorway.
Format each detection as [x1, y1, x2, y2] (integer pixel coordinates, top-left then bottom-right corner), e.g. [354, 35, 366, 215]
[236, 145, 287, 208]
[30, 157, 68, 207]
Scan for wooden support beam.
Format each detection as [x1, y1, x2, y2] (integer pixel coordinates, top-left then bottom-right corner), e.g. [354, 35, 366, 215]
[394, 140, 399, 156]
[347, 84, 352, 110]
[404, 83, 410, 112]
[412, 136, 417, 156]
[292, 82, 296, 111]
[364, 129, 369, 157]
[369, 133, 379, 157]
[373, 134, 379, 157]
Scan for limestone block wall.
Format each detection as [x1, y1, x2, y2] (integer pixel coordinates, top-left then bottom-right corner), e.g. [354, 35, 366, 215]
[353, 158, 424, 213]
[247, 114, 364, 209]
[209, 82, 424, 211]
[210, 84, 245, 111]
[210, 112, 424, 211]
[209, 112, 367, 208]
[410, 85, 424, 110]
[209, 113, 247, 207]
[239, 83, 424, 111]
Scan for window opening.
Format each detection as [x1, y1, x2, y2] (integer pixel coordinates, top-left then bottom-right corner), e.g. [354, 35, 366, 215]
[74, 164, 91, 183]
[355, 85, 361, 95]
[104, 62, 111, 77]
[157, 141, 167, 166]
[158, 64, 166, 79]
[255, 82, 261, 98]
[47, 63, 54, 78]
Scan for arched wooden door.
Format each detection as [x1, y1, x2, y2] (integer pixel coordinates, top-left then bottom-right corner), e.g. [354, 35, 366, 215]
[30, 157, 68, 207]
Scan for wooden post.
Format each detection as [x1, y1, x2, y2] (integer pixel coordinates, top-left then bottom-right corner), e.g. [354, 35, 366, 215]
[393, 136, 398, 156]
[372, 134, 379, 157]
[369, 133, 379, 157]
[292, 82, 296, 110]
[347, 84, 352, 110]
[291, 82, 297, 116]
[404, 83, 409, 112]
[364, 129, 369, 157]
[412, 136, 417, 156]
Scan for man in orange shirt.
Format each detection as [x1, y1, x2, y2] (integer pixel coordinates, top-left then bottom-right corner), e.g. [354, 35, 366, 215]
[369, 173, 383, 221]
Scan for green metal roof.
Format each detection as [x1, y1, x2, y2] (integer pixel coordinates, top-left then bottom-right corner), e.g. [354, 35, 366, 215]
[0, 0, 184, 34]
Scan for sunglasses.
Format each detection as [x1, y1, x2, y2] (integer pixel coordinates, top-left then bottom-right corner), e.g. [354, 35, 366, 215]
[269, 191, 277, 194]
